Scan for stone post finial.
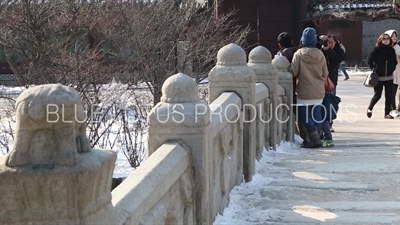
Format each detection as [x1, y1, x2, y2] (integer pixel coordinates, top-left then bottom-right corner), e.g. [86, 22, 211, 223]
[209, 43, 256, 182]
[248, 46, 278, 85]
[161, 73, 200, 103]
[217, 43, 247, 66]
[272, 55, 290, 73]
[6, 84, 91, 168]
[147, 73, 212, 225]
[248, 45, 271, 63]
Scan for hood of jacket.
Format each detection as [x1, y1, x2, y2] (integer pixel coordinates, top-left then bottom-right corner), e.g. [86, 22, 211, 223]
[385, 30, 398, 38]
[297, 47, 324, 64]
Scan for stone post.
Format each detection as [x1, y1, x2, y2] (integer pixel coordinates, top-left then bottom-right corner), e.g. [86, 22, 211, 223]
[0, 84, 117, 225]
[208, 43, 256, 182]
[248, 46, 279, 150]
[272, 55, 294, 142]
[147, 73, 212, 225]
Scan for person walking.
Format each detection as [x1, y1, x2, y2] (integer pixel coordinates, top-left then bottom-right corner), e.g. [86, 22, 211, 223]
[366, 33, 398, 119]
[291, 27, 328, 148]
[384, 30, 400, 112]
[338, 40, 349, 80]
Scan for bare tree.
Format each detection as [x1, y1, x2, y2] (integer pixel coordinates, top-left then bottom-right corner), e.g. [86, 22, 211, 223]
[0, 0, 250, 167]
[106, 0, 250, 104]
[0, 94, 15, 155]
[308, 0, 400, 21]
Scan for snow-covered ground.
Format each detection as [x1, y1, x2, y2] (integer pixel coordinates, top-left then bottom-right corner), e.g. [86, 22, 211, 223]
[214, 69, 371, 224]
[213, 141, 298, 225]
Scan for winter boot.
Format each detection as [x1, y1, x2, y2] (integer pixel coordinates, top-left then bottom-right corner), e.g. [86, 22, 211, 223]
[303, 126, 322, 148]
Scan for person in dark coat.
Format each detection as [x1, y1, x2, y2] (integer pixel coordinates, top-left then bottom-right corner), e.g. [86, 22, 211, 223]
[276, 32, 309, 146]
[277, 32, 298, 62]
[367, 33, 398, 119]
[319, 34, 345, 95]
[319, 34, 345, 132]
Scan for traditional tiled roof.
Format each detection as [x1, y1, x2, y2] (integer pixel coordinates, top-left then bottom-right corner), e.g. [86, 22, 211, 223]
[307, 0, 397, 19]
[320, 3, 392, 10]
[310, 0, 393, 12]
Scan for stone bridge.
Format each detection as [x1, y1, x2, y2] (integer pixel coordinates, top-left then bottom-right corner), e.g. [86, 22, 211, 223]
[0, 43, 398, 225]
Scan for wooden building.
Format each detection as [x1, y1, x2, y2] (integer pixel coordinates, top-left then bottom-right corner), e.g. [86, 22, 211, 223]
[1, 0, 397, 76]
[301, 18, 363, 63]
[211, 0, 397, 64]
[210, 0, 307, 55]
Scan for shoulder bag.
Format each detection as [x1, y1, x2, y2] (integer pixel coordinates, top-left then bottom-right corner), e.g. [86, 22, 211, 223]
[363, 68, 379, 88]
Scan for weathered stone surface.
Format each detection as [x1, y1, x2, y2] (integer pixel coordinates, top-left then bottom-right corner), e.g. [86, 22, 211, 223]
[209, 43, 256, 182]
[272, 55, 294, 142]
[254, 83, 269, 159]
[6, 84, 90, 168]
[112, 143, 194, 225]
[161, 72, 200, 103]
[248, 46, 278, 150]
[147, 73, 212, 225]
[0, 149, 117, 225]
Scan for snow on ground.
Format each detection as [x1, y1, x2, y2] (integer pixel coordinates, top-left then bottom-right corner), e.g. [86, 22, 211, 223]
[213, 140, 299, 225]
[0, 86, 25, 95]
[113, 149, 140, 178]
[213, 69, 372, 224]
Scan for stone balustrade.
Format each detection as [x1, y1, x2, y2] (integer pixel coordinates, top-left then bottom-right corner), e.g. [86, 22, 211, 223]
[111, 44, 293, 224]
[0, 44, 293, 225]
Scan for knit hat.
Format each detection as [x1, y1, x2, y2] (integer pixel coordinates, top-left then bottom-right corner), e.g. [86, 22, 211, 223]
[277, 32, 293, 48]
[300, 27, 317, 47]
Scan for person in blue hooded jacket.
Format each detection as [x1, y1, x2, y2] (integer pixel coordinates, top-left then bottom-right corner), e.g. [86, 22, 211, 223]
[291, 27, 328, 148]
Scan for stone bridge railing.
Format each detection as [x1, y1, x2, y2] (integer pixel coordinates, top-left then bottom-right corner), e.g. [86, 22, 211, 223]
[0, 44, 294, 225]
[111, 44, 294, 225]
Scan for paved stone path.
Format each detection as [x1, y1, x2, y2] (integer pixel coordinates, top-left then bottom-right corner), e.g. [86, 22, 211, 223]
[219, 75, 400, 224]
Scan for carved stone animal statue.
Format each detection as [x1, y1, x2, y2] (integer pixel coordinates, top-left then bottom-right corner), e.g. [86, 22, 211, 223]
[6, 84, 91, 167]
